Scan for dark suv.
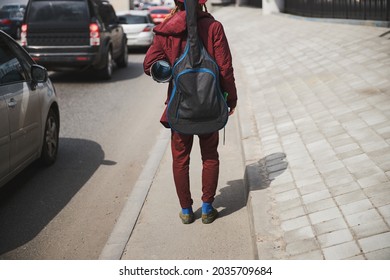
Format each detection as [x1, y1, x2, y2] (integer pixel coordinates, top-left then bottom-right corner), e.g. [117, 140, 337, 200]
[21, 0, 128, 79]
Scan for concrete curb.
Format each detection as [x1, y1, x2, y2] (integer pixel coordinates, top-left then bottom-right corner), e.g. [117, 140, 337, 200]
[99, 128, 170, 260]
[232, 50, 277, 259]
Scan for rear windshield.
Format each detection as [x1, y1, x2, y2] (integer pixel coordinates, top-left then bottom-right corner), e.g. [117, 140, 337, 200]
[27, 0, 89, 24]
[2, 5, 25, 10]
[0, 11, 23, 18]
[150, 9, 170, 14]
[0, 11, 10, 18]
[122, 15, 149, 24]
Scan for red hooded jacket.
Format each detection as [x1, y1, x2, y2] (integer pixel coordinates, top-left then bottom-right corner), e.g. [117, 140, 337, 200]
[143, 10, 237, 127]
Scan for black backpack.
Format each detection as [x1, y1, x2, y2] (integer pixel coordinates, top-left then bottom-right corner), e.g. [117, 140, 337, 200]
[167, 0, 229, 135]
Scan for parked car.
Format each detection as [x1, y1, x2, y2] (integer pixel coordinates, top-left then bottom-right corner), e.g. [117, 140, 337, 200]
[21, 0, 128, 80]
[148, 6, 171, 24]
[0, 30, 60, 189]
[0, 10, 23, 40]
[117, 10, 155, 49]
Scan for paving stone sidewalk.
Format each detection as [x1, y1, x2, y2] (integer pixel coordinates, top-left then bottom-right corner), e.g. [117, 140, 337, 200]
[214, 6, 390, 259]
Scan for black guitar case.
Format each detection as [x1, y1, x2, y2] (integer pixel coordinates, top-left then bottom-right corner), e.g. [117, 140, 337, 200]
[166, 0, 229, 135]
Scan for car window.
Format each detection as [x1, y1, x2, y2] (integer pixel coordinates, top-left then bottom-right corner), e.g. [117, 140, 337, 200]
[0, 37, 27, 85]
[1, 5, 22, 10]
[122, 15, 148, 24]
[99, 4, 117, 26]
[10, 11, 24, 18]
[0, 11, 11, 18]
[27, 0, 89, 24]
[0, 11, 23, 18]
[7, 37, 33, 79]
[150, 9, 170, 14]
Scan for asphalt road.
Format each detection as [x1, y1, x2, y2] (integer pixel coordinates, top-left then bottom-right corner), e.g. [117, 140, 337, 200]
[0, 51, 167, 259]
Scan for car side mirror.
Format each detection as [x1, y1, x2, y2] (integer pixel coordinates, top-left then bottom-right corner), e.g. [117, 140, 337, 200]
[31, 64, 48, 83]
[31, 64, 48, 90]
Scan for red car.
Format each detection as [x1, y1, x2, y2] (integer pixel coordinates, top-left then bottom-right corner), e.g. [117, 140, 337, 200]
[148, 6, 171, 24]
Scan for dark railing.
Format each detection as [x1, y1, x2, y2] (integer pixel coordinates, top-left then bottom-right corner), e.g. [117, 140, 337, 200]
[246, 0, 262, 7]
[285, 0, 390, 21]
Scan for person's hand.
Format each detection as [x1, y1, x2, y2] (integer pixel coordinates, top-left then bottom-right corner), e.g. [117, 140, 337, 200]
[229, 107, 235, 116]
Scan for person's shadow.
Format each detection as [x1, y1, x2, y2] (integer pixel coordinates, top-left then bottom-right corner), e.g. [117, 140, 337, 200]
[213, 178, 246, 218]
[245, 152, 288, 193]
[196, 152, 288, 218]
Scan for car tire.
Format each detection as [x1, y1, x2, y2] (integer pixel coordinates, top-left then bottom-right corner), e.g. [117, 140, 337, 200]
[115, 39, 128, 68]
[15, 27, 21, 40]
[97, 49, 113, 80]
[40, 108, 59, 166]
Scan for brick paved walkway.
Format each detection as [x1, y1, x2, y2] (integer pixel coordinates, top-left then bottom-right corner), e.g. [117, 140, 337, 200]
[216, 6, 390, 259]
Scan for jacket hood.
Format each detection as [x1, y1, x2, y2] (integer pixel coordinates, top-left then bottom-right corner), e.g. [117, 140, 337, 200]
[153, 10, 215, 36]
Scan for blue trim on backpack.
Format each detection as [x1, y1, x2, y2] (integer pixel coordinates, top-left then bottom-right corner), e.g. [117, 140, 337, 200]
[173, 42, 190, 73]
[168, 67, 228, 126]
[166, 0, 229, 134]
[177, 68, 216, 79]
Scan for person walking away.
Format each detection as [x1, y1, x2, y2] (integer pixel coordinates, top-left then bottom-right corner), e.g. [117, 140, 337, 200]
[143, 0, 237, 224]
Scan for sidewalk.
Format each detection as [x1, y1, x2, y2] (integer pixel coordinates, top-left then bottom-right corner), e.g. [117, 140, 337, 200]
[121, 112, 254, 259]
[216, 7, 390, 259]
[102, 6, 390, 260]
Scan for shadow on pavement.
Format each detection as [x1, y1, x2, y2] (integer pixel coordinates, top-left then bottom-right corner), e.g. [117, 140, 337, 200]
[214, 178, 247, 218]
[0, 138, 106, 258]
[245, 153, 288, 192]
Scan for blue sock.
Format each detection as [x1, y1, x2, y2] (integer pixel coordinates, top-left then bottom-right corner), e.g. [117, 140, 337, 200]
[182, 207, 193, 215]
[202, 202, 213, 214]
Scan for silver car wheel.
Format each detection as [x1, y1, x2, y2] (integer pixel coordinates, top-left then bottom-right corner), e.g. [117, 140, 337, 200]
[107, 51, 113, 77]
[97, 50, 113, 80]
[41, 109, 59, 165]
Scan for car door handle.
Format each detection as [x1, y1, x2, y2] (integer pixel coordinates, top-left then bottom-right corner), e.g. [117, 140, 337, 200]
[7, 98, 17, 108]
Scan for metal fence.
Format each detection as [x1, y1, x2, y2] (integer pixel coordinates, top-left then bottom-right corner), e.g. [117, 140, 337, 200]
[285, 0, 390, 21]
[246, 0, 262, 7]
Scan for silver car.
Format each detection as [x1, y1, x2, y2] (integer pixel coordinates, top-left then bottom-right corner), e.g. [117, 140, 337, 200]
[0, 30, 60, 188]
[117, 10, 155, 48]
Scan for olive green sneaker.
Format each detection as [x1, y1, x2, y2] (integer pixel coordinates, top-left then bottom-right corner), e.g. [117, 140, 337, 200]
[179, 211, 195, 224]
[201, 208, 218, 224]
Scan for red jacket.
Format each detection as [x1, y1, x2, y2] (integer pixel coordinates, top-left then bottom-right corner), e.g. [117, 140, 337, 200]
[143, 10, 237, 127]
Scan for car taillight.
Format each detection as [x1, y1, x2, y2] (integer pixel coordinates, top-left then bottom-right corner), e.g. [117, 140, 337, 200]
[76, 57, 89, 61]
[0, 19, 12, 24]
[89, 23, 100, 46]
[21, 24, 27, 46]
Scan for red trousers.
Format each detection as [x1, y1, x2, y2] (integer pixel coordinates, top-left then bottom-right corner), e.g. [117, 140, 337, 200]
[171, 131, 219, 209]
